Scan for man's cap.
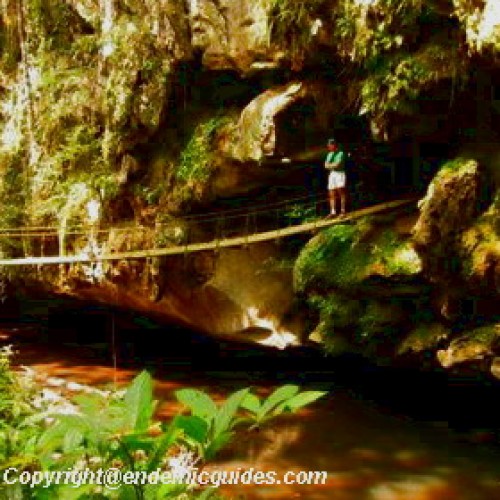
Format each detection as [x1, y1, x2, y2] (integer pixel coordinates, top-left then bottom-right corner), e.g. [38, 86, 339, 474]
[327, 138, 336, 146]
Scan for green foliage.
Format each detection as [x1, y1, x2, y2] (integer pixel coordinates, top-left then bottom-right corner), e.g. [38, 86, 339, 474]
[0, 346, 30, 425]
[34, 371, 191, 499]
[0, 346, 42, 474]
[177, 116, 230, 184]
[308, 294, 362, 331]
[268, 0, 327, 64]
[0, 6, 174, 229]
[360, 43, 465, 116]
[175, 387, 250, 460]
[284, 204, 318, 224]
[176, 385, 325, 459]
[330, 0, 469, 126]
[356, 300, 405, 342]
[0, 150, 27, 230]
[0, 362, 326, 499]
[104, 18, 172, 139]
[175, 384, 325, 458]
[239, 385, 326, 429]
[334, 0, 423, 64]
[294, 223, 367, 291]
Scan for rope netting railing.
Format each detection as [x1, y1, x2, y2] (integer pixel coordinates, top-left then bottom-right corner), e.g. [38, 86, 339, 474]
[0, 194, 333, 264]
[0, 192, 325, 235]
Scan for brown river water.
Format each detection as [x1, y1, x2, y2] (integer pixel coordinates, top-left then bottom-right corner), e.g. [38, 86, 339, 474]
[3, 314, 500, 500]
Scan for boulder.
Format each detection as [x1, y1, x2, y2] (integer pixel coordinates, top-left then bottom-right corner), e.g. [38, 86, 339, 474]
[224, 82, 307, 163]
[187, 0, 276, 72]
[413, 157, 498, 297]
[437, 323, 500, 368]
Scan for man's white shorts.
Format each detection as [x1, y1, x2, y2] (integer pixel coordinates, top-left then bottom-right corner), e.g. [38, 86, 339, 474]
[328, 171, 346, 190]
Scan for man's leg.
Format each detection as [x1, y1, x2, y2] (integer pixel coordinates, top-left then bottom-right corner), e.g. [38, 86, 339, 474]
[328, 189, 336, 215]
[339, 187, 347, 214]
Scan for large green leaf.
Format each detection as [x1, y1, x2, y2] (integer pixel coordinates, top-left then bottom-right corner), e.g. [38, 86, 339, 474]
[175, 389, 217, 420]
[62, 427, 84, 453]
[204, 430, 233, 461]
[72, 392, 107, 416]
[124, 371, 155, 432]
[258, 385, 299, 420]
[279, 391, 326, 412]
[213, 388, 250, 439]
[37, 415, 89, 451]
[240, 393, 261, 414]
[174, 415, 209, 444]
[156, 482, 188, 499]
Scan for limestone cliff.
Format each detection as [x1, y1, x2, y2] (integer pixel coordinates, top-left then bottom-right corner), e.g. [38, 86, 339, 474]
[0, 0, 499, 367]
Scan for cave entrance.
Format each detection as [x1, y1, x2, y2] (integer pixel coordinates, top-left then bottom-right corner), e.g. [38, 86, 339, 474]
[275, 97, 320, 157]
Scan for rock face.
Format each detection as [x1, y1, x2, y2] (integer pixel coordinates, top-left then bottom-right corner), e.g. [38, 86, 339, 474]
[437, 324, 500, 369]
[225, 82, 306, 163]
[409, 156, 500, 370]
[1, 0, 500, 372]
[188, 0, 276, 72]
[413, 158, 497, 296]
[66, 0, 278, 73]
[52, 239, 301, 345]
[413, 156, 499, 315]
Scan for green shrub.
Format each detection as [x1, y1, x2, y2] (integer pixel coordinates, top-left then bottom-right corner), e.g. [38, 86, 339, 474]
[0, 362, 326, 500]
[0, 346, 42, 476]
[177, 116, 230, 184]
[268, 0, 326, 63]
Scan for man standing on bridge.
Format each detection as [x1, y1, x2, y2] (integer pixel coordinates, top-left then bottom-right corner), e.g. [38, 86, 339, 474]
[324, 138, 347, 218]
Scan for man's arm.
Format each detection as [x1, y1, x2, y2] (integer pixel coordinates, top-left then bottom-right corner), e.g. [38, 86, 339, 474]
[325, 159, 341, 169]
[325, 151, 344, 169]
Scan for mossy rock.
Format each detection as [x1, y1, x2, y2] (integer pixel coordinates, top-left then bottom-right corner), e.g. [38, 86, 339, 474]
[413, 157, 487, 281]
[398, 323, 450, 355]
[308, 294, 363, 330]
[308, 320, 356, 356]
[459, 196, 500, 293]
[294, 217, 421, 294]
[357, 300, 407, 339]
[437, 323, 500, 368]
[308, 293, 411, 357]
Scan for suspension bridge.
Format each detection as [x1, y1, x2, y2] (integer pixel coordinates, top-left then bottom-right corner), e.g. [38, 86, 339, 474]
[0, 196, 416, 267]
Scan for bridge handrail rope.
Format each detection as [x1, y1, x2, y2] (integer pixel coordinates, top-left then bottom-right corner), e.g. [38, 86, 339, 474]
[0, 194, 330, 238]
[0, 198, 416, 266]
[0, 195, 345, 248]
[0, 192, 322, 234]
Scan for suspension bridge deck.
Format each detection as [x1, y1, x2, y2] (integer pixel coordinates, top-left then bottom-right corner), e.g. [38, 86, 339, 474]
[0, 198, 416, 266]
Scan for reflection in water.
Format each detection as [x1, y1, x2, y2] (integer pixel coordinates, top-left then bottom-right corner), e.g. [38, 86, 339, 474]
[3, 320, 500, 499]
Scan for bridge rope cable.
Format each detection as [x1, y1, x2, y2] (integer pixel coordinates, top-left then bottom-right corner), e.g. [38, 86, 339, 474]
[0, 194, 330, 238]
[0, 192, 324, 234]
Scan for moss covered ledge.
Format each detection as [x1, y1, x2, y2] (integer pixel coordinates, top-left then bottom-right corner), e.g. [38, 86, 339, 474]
[294, 215, 422, 295]
[293, 214, 425, 356]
